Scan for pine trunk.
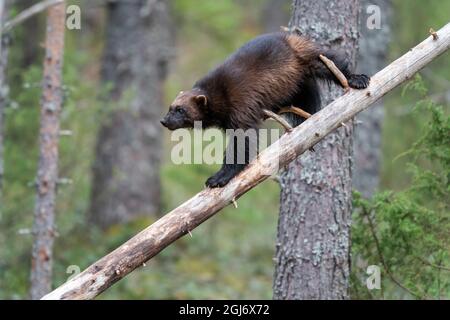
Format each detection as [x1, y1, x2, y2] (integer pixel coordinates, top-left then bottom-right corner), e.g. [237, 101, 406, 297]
[89, 0, 172, 228]
[274, 0, 360, 300]
[30, 2, 66, 300]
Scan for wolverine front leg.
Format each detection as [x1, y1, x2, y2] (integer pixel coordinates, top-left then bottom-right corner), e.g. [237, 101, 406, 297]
[206, 130, 258, 188]
[205, 161, 247, 188]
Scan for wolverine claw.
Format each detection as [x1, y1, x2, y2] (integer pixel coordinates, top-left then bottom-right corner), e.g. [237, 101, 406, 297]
[348, 74, 370, 89]
[205, 173, 232, 188]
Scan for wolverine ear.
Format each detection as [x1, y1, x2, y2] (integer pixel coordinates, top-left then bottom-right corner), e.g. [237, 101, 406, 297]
[195, 95, 208, 107]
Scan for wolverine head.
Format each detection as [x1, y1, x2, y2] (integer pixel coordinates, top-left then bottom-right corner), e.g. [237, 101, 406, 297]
[160, 89, 208, 130]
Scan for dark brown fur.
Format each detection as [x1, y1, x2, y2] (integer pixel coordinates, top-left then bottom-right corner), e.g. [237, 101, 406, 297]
[161, 32, 370, 187]
[193, 33, 320, 130]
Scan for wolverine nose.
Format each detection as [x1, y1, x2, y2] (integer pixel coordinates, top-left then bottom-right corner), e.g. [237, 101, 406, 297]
[160, 119, 167, 127]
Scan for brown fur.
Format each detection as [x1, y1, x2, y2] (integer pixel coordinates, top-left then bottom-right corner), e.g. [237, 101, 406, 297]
[192, 33, 321, 130]
[163, 33, 326, 129]
[163, 32, 369, 131]
[161, 32, 370, 187]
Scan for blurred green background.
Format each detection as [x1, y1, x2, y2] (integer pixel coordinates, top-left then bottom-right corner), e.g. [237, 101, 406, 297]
[0, 0, 448, 299]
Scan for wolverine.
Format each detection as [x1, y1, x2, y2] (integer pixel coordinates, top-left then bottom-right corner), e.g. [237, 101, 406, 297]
[161, 32, 370, 188]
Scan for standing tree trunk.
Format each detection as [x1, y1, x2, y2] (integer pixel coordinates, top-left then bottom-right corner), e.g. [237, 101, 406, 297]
[89, 0, 172, 228]
[274, 0, 360, 299]
[30, 2, 65, 300]
[0, 0, 9, 206]
[353, 0, 391, 198]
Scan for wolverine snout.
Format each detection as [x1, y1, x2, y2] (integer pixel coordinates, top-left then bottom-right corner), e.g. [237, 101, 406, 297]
[160, 114, 180, 130]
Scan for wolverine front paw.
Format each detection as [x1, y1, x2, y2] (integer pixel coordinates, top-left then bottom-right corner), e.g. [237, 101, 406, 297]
[348, 74, 370, 89]
[205, 172, 233, 188]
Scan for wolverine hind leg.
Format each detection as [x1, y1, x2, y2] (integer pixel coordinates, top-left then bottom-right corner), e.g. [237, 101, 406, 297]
[312, 49, 370, 89]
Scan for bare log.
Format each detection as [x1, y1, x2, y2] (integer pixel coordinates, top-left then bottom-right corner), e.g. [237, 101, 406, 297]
[1, 0, 63, 33]
[43, 22, 450, 300]
[30, 2, 66, 300]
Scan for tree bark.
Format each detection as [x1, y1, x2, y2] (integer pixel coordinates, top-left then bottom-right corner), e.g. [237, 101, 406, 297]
[89, 0, 172, 228]
[30, 2, 65, 300]
[42, 22, 450, 299]
[0, 0, 9, 207]
[353, 0, 392, 198]
[274, 0, 360, 300]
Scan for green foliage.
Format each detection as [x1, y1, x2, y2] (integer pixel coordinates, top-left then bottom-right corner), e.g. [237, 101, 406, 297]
[173, 0, 244, 42]
[382, 0, 450, 191]
[351, 76, 450, 299]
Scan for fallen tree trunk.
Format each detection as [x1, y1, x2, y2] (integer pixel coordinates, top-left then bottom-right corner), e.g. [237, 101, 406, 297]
[43, 22, 450, 300]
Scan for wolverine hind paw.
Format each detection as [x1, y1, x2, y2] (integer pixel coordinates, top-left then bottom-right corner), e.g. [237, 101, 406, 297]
[348, 74, 370, 89]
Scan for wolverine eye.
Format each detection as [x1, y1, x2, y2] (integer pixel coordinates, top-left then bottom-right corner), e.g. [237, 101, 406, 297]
[175, 106, 184, 114]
